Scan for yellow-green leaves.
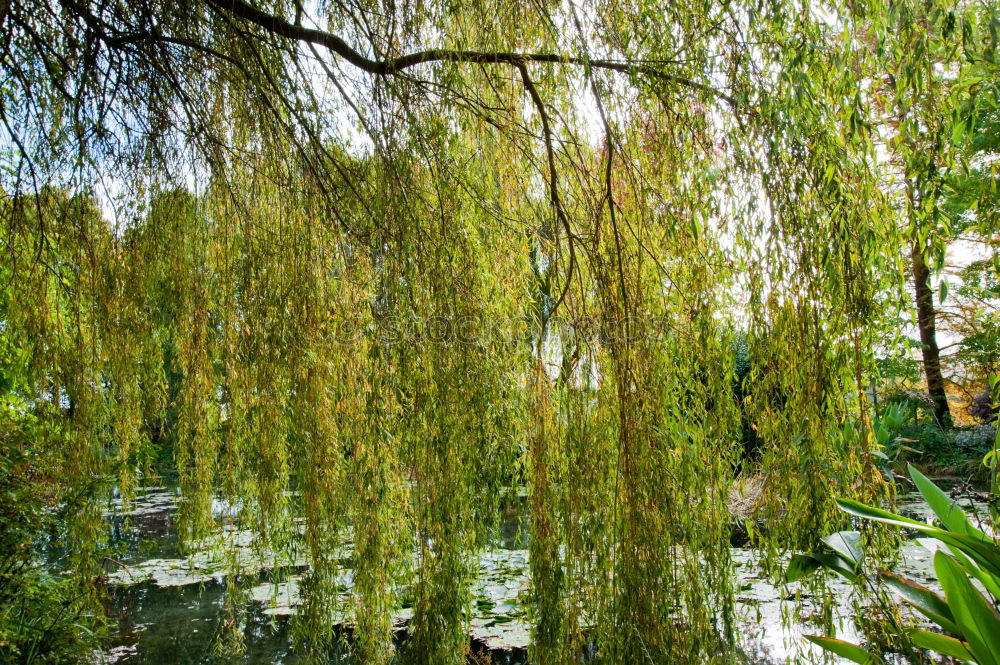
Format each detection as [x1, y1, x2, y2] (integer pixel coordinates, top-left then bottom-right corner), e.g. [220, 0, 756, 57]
[6, 0, 980, 662]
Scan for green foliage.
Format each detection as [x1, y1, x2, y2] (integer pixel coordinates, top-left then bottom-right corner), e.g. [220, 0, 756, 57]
[0, 307, 106, 664]
[869, 403, 920, 474]
[897, 422, 959, 464]
[789, 464, 1000, 665]
[875, 354, 923, 389]
[874, 392, 978, 466]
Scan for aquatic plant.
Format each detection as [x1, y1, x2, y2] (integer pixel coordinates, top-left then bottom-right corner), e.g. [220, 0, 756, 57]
[790, 464, 1000, 664]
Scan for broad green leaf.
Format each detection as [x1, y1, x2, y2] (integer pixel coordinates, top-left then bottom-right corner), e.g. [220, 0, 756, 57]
[787, 554, 821, 583]
[945, 545, 1000, 604]
[803, 635, 874, 664]
[787, 552, 858, 583]
[935, 551, 1000, 665]
[908, 629, 975, 661]
[878, 571, 959, 635]
[822, 531, 863, 567]
[836, 499, 1000, 580]
[810, 552, 860, 582]
[836, 497, 930, 529]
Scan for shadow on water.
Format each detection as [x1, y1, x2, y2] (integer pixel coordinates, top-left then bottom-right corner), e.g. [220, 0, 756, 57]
[106, 576, 353, 665]
[98, 484, 530, 664]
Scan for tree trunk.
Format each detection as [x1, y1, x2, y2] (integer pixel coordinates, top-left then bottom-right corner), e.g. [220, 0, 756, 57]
[911, 243, 952, 426]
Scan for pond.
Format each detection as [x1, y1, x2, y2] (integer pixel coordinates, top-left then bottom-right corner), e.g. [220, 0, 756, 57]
[93, 481, 989, 665]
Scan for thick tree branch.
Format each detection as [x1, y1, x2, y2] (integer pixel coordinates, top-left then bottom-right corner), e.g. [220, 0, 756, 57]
[206, 0, 738, 107]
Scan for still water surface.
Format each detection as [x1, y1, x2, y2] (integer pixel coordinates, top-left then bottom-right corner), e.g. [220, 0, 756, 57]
[96, 481, 986, 665]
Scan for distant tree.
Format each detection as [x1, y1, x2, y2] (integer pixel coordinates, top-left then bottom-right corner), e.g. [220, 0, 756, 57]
[870, 1, 999, 426]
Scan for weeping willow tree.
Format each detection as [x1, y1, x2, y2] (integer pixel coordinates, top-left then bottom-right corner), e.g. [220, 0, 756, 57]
[1, 0, 997, 663]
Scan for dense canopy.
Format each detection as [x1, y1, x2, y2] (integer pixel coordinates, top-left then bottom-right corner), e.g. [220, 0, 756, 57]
[0, 0, 998, 663]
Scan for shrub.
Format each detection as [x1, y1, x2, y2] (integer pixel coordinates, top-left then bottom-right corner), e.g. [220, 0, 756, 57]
[896, 422, 958, 464]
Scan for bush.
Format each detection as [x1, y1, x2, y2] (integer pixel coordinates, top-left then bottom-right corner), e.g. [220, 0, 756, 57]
[896, 421, 959, 464]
